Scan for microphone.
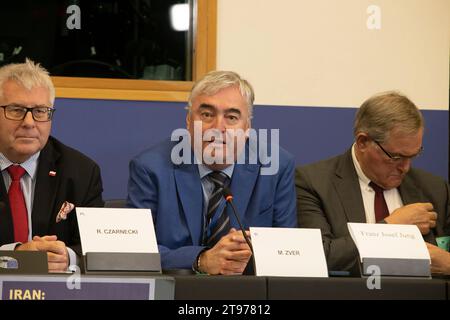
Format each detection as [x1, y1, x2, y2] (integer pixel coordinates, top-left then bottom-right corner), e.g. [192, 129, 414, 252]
[222, 187, 255, 275]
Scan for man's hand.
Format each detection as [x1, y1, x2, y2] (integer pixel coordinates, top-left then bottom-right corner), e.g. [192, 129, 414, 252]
[385, 203, 437, 234]
[426, 243, 450, 275]
[199, 228, 252, 275]
[16, 235, 69, 272]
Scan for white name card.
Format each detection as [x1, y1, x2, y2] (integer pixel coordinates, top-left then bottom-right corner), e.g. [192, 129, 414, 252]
[348, 223, 430, 277]
[76, 207, 158, 254]
[250, 227, 328, 277]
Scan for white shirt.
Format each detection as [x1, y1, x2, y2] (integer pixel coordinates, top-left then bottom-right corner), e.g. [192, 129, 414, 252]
[351, 144, 404, 223]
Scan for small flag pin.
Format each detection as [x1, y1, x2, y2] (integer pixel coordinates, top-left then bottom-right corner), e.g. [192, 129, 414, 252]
[49, 171, 56, 176]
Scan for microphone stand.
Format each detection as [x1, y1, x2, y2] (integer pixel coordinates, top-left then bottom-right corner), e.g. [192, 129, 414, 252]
[223, 187, 255, 275]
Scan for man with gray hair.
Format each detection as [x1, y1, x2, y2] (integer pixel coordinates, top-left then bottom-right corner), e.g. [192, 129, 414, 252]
[128, 70, 297, 274]
[296, 92, 450, 275]
[0, 59, 104, 272]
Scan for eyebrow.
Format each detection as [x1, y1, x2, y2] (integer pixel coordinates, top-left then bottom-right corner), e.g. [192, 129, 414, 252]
[198, 104, 241, 115]
[388, 146, 423, 158]
[198, 103, 215, 111]
[224, 108, 242, 116]
[8, 104, 52, 108]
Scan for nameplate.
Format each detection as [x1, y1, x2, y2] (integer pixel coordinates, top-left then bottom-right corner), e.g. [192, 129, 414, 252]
[77, 207, 158, 254]
[250, 227, 328, 277]
[0, 275, 174, 300]
[348, 223, 430, 277]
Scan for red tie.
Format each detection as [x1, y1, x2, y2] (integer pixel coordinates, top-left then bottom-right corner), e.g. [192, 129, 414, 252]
[7, 165, 29, 242]
[369, 181, 390, 222]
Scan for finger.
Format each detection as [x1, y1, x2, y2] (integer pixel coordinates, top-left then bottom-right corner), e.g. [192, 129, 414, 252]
[421, 202, 434, 211]
[218, 240, 251, 252]
[428, 212, 437, 221]
[430, 266, 443, 275]
[34, 241, 66, 255]
[226, 249, 253, 261]
[230, 234, 249, 243]
[33, 235, 58, 242]
[48, 261, 69, 272]
[47, 242, 67, 256]
[222, 260, 248, 274]
[41, 235, 58, 241]
[47, 251, 68, 264]
[429, 220, 436, 229]
[230, 231, 251, 243]
[419, 225, 430, 235]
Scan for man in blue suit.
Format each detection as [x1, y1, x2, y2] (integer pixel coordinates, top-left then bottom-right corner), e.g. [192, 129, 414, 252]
[127, 71, 297, 274]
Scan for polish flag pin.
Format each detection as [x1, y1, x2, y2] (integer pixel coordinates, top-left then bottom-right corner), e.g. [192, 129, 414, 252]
[49, 171, 56, 176]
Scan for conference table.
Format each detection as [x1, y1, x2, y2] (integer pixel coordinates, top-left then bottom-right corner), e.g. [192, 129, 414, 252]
[173, 275, 449, 300]
[1, 273, 448, 300]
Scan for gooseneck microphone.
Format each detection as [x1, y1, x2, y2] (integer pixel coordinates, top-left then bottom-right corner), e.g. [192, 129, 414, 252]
[222, 187, 255, 275]
[222, 187, 253, 252]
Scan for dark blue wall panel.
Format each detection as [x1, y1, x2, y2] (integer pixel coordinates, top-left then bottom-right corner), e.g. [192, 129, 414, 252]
[51, 98, 448, 199]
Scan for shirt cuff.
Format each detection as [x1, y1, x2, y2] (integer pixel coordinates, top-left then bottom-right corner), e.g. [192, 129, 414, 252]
[0, 243, 22, 251]
[67, 247, 79, 269]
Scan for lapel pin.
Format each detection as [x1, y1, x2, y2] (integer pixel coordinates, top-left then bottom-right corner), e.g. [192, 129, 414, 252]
[49, 171, 56, 177]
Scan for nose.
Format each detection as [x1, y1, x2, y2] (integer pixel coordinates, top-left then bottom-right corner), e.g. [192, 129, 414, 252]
[22, 110, 36, 127]
[396, 158, 411, 173]
[213, 115, 227, 132]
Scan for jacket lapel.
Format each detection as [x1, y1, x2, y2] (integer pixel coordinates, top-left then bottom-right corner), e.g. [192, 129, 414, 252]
[333, 149, 367, 223]
[31, 141, 61, 235]
[228, 162, 260, 226]
[174, 163, 204, 245]
[0, 173, 14, 244]
[398, 175, 436, 243]
[398, 174, 424, 205]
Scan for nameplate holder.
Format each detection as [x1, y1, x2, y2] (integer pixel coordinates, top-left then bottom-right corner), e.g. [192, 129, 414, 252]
[250, 227, 328, 277]
[348, 223, 430, 278]
[85, 252, 161, 272]
[77, 207, 160, 273]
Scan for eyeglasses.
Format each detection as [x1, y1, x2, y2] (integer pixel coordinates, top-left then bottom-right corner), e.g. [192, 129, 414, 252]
[1, 104, 55, 122]
[373, 139, 423, 162]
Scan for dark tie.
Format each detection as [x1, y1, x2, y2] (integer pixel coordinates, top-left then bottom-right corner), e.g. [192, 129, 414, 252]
[7, 165, 29, 242]
[204, 171, 230, 246]
[369, 181, 390, 222]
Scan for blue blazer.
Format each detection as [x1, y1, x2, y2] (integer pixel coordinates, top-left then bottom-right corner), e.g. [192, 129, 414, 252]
[127, 138, 297, 269]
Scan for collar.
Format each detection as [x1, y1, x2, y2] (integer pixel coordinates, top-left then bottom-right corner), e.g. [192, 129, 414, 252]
[197, 163, 235, 180]
[0, 152, 40, 180]
[351, 143, 371, 187]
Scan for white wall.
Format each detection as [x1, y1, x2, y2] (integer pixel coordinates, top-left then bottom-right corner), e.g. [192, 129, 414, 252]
[217, 0, 449, 110]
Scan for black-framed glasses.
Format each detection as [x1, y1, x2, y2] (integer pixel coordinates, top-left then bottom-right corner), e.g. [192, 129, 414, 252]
[1, 104, 55, 122]
[373, 139, 423, 162]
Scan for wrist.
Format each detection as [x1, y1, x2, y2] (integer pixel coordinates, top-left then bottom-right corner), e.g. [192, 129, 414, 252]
[192, 250, 207, 274]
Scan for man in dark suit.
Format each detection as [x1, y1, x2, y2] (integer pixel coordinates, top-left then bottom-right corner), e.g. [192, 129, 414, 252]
[0, 59, 103, 272]
[296, 92, 450, 275]
[127, 71, 297, 274]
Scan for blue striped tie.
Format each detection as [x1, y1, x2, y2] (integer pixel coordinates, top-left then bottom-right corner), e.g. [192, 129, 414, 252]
[204, 171, 230, 246]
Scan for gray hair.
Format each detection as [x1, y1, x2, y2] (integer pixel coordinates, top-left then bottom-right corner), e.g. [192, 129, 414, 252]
[187, 70, 255, 119]
[353, 91, 424, 142]
[0, 58, 55, 105]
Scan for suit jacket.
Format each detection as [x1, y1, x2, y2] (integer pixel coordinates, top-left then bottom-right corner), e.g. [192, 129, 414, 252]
[296, 148, 450, 275]
[0, 136, 104, 254]
[127, 138, 297, 270]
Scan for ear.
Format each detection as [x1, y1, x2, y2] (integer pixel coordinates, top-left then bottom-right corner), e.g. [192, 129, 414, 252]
[355, 133, 371, 152]
[186, 112, 191, 130]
